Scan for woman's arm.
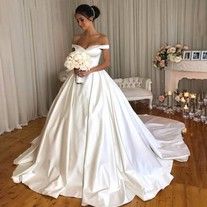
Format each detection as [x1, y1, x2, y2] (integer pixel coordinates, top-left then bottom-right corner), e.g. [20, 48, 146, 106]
[90, 48, 110, 72]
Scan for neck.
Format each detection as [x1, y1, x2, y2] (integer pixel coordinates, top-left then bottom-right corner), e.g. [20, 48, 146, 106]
[84, 25, 98, 36]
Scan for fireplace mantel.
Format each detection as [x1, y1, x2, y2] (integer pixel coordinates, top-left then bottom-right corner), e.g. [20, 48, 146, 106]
[165, 60, 207, 92]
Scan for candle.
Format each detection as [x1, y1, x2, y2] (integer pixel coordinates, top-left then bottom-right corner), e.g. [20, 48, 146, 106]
[182, 128, 187, 133]
[201, 115, 206, 122]
[183, 104, 189, 118]
[184, 104, 188, 110]
[191, 94, 196, 99]
[184, 92, 189, 97]
[181, 97, 186, 103]
[168, 91, 172, 96]
[167, 95, 172, 108]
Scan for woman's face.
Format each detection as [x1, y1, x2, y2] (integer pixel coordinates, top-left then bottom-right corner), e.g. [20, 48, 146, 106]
[75, 13, 91, 30]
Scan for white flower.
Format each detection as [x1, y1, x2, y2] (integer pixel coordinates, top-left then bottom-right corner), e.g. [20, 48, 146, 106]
[168, 54, 182, 63]
[167, 47, 176, 54]
[180, 97, 186, 103]
[174, 56, 182, 63]
[64, 51, 91, 71]
[168, 54, 176, 62]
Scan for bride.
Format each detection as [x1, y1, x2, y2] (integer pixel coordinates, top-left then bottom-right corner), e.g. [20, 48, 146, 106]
[12, 4, 190, 207]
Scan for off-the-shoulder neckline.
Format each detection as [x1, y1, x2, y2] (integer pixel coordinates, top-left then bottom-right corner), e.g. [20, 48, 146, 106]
[72, 44, 109, 50]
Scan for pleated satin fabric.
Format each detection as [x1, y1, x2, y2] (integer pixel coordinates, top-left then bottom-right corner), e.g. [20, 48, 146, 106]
[12, 45, 190, 207]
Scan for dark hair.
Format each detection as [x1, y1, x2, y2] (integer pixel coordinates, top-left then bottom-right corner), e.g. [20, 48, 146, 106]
[75, 4, 100, 21]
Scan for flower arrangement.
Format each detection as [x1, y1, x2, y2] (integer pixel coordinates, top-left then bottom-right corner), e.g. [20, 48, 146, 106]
[64, 51, 91, 83]
[153, 43, 189, 70]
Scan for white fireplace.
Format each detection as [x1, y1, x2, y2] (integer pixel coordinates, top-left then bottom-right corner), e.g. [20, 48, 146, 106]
[165, 60, 207, 92]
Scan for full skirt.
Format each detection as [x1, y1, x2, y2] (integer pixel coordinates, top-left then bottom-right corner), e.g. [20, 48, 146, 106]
[12, 71, 190, 207]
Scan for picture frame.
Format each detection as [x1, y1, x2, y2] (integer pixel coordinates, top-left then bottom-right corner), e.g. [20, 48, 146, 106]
[183, 51, 191, 60]
[191, 51, 201, 60]
[201, 51, 207, 60]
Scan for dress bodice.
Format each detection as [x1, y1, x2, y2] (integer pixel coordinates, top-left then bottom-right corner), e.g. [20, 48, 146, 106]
[72, 44, 109, 68]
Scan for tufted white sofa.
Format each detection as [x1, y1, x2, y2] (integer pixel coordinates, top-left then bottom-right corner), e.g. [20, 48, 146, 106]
[113, 77, 153, 109]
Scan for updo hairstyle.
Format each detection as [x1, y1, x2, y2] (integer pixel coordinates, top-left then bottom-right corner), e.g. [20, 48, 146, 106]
[75, 4, 100, 21]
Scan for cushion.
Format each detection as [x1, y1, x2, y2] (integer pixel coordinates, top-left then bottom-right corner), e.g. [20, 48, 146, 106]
[122, 88, 152, 99]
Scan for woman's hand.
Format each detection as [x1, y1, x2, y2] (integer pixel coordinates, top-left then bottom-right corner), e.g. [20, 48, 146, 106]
[74, 68, 91, 77]
[74, 68, 79, 75]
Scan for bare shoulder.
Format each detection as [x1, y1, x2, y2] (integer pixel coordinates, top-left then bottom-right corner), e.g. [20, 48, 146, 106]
[72, 34, 82, 44]
[98, 34, 109, 45]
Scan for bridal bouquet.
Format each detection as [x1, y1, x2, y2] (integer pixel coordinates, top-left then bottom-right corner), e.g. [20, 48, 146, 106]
[64, 51, 91, 83]
[153, 43, 189, 70]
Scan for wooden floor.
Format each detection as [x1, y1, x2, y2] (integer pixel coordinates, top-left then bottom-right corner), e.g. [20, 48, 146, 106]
[1, 102, 207, 207]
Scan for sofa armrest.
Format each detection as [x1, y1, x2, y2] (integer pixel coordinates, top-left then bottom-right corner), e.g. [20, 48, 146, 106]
[142, 78, 152, 91]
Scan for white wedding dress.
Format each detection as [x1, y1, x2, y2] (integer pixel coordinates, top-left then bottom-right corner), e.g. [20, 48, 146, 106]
[12, 44, 190, 207]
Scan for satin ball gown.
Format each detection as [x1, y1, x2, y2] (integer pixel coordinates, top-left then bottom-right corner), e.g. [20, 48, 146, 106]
[12, 44, 190, 207]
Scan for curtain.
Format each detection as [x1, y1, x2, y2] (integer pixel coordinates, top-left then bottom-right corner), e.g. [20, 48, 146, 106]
[0, 0, 73, 134]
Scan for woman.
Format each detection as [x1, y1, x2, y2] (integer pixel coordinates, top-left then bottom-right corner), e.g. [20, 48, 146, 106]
[12, 4, 190, 207]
